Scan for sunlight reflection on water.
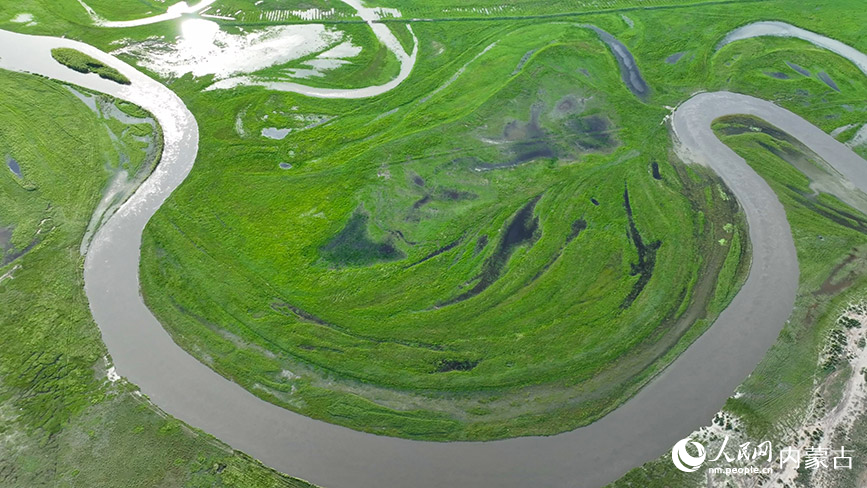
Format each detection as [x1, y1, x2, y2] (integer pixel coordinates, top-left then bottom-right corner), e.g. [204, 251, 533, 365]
[114, 19, 341, 80]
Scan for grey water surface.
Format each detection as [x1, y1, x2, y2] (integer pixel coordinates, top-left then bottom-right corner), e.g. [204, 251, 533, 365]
[262, 127, 291, 140]
[665, 51, 686, 64]
[584, 25, 650, 99]
[6, 154, 21, 177]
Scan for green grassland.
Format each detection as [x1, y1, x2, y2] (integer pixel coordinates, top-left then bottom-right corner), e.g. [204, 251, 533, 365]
[137, 17, 754, 440]
[611, 118, 867, 487]
[605, 1, 867, 483]
[130, 0, 867, 443]
[1, 0, 867, 484]
[0, 71, 312, 488]
[81, 0, 170, 21]
[221, 0, 772, 23]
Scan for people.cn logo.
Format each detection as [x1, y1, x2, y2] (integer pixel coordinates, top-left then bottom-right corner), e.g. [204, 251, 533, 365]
[672, 438, 707, 472]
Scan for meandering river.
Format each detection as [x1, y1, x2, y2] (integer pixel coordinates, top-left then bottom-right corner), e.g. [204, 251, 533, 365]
[1, 20, 866, 488]
[718, 21, 867, 147]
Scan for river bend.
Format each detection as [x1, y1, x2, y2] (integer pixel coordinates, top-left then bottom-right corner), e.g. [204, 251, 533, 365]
[1, 25, 866, 488]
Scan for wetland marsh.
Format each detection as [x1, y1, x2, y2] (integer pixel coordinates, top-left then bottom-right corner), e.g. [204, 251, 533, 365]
[2, 1, 867, 487]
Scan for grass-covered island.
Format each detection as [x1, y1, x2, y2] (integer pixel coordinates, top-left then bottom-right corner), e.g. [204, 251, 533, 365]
[51, 47, 130, 85]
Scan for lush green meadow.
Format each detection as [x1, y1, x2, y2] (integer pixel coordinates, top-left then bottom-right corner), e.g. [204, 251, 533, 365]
[126, 0, 867, 443]
[81, 0, 169, 21]
[0, 71, 311, 487]
[221, 0, 772, 23]
[2, 0, 867, 485]
[138, 17, 753, 440]
[0, 1, 178, 49]
[613, 117, 867, 486]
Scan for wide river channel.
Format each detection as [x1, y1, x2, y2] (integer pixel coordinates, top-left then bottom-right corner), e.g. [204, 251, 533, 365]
[1, 22, 866, 488]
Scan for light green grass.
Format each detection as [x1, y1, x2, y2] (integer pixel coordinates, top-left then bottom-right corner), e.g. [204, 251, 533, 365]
[138, 18, 749, 440]
[81, 0, 171, 21]
[611, 129, 867, 486]
[137, 0, 867, 442]
[1, 0, 867, 483]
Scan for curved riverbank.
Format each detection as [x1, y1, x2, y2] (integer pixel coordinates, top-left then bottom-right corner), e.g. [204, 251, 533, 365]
[718, 21, 867, 147]
[3, 24, 867, 488]
[76, 0, 418, 99]
[208, 0, 418, 97]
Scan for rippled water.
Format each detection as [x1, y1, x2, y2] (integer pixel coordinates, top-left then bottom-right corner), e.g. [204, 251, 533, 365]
[0, 226, 11, 249]
[786, 60, 811, 77]
[818, 71, 840, 91]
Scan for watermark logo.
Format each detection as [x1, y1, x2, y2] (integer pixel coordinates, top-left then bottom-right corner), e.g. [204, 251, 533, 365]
[670, 435, 854, 476]
[672, 438, 707, 472]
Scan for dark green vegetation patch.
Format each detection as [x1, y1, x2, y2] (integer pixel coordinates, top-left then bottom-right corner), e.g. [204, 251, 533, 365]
[51, 47, 131, 85]
[320, 208, 404, 266]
